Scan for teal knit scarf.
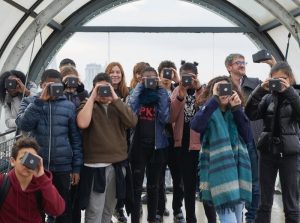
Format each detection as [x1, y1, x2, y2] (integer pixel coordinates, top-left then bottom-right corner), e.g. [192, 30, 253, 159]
[199, 108, 252, 210]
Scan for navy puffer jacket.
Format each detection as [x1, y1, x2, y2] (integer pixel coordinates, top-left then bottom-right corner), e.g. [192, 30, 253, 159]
[16, 95, 83, 173]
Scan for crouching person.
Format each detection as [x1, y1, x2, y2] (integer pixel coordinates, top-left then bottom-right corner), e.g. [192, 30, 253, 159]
[0, 137, 65, 223]
[77, 73, 138, 223]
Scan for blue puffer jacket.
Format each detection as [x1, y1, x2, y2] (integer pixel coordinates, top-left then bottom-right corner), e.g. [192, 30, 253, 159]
[16, 95, 83, 173]
[128, 83, 170, 149]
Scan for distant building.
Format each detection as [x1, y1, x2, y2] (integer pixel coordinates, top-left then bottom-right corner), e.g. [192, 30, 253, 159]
[84, 63, 102, 92]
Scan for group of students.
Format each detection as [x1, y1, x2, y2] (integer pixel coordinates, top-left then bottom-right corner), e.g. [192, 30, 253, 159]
[0, 54, 299, 223]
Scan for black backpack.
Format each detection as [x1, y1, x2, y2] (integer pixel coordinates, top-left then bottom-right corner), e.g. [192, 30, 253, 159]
[0, 174, 10, 209]
[0, 174, 44, 219]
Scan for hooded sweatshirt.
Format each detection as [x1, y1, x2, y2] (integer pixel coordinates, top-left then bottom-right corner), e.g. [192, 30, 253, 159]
[0, 170, 65, 223]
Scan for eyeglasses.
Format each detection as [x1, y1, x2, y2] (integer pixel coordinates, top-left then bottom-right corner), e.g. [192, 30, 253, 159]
[232, 61, 247, 66]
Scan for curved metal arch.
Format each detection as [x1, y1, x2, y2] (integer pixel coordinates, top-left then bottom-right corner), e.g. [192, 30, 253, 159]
[188, 0, 283, 58]
[255, 0, 300, 47]
[29, 0, 284, 82]
[29, 0, 135, 81]
[1, 0, 73, 74]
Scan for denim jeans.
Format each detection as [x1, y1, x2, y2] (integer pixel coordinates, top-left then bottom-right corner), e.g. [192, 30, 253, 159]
[217, 203, 244, 223]
[245, 140, 260, 223]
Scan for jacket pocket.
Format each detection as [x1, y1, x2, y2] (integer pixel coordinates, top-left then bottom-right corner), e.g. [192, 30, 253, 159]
[257, 132, 271, 152]
[281, 135, 300, 154]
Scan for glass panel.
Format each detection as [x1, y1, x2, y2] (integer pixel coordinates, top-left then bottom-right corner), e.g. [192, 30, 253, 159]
[0, 17, 34, 70]
[227, 0, 275, 24]
[53, 0, 90, 23]
[13, 0, 36, 9]
[0, 1, 24, 47]
[268, 18, 300, 83]
[53, 32, 270, 91]
[17, 27, 53, 76]
[86, 0, 235, 27]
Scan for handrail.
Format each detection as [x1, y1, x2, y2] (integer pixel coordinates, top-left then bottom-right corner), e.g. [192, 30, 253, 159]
[0, 129, 16, 138]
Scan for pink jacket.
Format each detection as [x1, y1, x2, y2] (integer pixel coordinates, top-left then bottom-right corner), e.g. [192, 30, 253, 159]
[170, 86, 201, 150]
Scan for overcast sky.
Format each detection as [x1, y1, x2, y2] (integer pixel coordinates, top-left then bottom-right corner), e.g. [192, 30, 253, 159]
[53, 0, 272, 87]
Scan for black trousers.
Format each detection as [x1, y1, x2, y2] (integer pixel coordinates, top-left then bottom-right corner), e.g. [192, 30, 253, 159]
[157, 146, 184, 216]
[70, 185, 81, 223]
[168, 146, 198, 223]
[116, 199, 125, 210]
[52, 172, 72, 223]
[130, 144, 166, 223]
[255, 153, 300, 223]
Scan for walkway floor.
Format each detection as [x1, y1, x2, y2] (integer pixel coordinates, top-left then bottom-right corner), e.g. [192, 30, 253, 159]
[109, 193, 284, 223]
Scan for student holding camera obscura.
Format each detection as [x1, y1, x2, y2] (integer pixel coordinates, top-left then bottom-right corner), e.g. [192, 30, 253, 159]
[0, 136, 65, 223]
[60, 65, 88, 223]
[245, 61, 300, 223]
[152, 60, 182, 223]
[60, 66, 89, 108]
[191, 76, 252, 223]
[0, 70, 37, 130]
[170, 61, 215, 223]
[76, 73, 137, 223]
[127, 66, 170, 223]
[16, 69, 83, 223]
[130, 62, 150, 91]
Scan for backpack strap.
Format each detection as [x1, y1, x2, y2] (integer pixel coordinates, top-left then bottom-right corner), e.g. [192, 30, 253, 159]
[0, 174, 11, 209]
[35, 190, 45, 222]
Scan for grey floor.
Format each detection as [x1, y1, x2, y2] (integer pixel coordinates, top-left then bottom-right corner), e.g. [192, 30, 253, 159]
[81, 193, 285, 223]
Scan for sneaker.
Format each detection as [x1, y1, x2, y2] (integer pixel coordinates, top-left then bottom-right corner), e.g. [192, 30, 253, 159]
[156, 214, 164, 223]
[141, 194, 147, 204]
[274, 189, 282, 194]
[46, 216, 55, 223]
[113, 208, 127, 223]
[173, 212, 186, 223]
[163, 208, 170, 217]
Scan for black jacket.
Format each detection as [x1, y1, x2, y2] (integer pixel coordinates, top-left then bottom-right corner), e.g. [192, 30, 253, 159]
[241, 76, 263, 144]
[245, 85, 300, 155]
[241, 76, 261, 100]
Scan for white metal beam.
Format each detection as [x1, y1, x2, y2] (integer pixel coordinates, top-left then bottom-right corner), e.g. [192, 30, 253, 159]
[1, 0, 73, 73]
[292, 0, 300, 7]
[255, 0, 300, 47]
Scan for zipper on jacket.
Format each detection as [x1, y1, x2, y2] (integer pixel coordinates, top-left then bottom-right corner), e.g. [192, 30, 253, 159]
[155, 106, 157, 150]
[48, 101, 52, 170]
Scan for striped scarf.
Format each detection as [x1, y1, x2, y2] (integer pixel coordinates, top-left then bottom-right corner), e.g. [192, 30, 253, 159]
[199, 108, 252, 209]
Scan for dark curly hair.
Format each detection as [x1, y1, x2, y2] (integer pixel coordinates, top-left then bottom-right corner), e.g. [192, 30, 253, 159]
[196, 75, 245, 107]
[0, 70, 26, 104]
[157, 60, 176, 74]
[179, 60, 198, 75]
[11, 136, 40, 159]
[92, 73, 111, 87]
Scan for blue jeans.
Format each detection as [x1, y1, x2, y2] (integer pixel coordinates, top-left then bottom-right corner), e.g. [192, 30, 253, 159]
[245, 140, 260, 223]
[217, 203, 244, 223]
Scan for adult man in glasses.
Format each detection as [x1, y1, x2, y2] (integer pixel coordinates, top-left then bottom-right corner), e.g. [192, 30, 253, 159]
[225, 53, 276, 223]
[225, 53, 276, 98]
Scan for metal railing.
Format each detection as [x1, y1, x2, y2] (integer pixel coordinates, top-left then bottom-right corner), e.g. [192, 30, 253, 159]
[0, 129, 18, 173]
